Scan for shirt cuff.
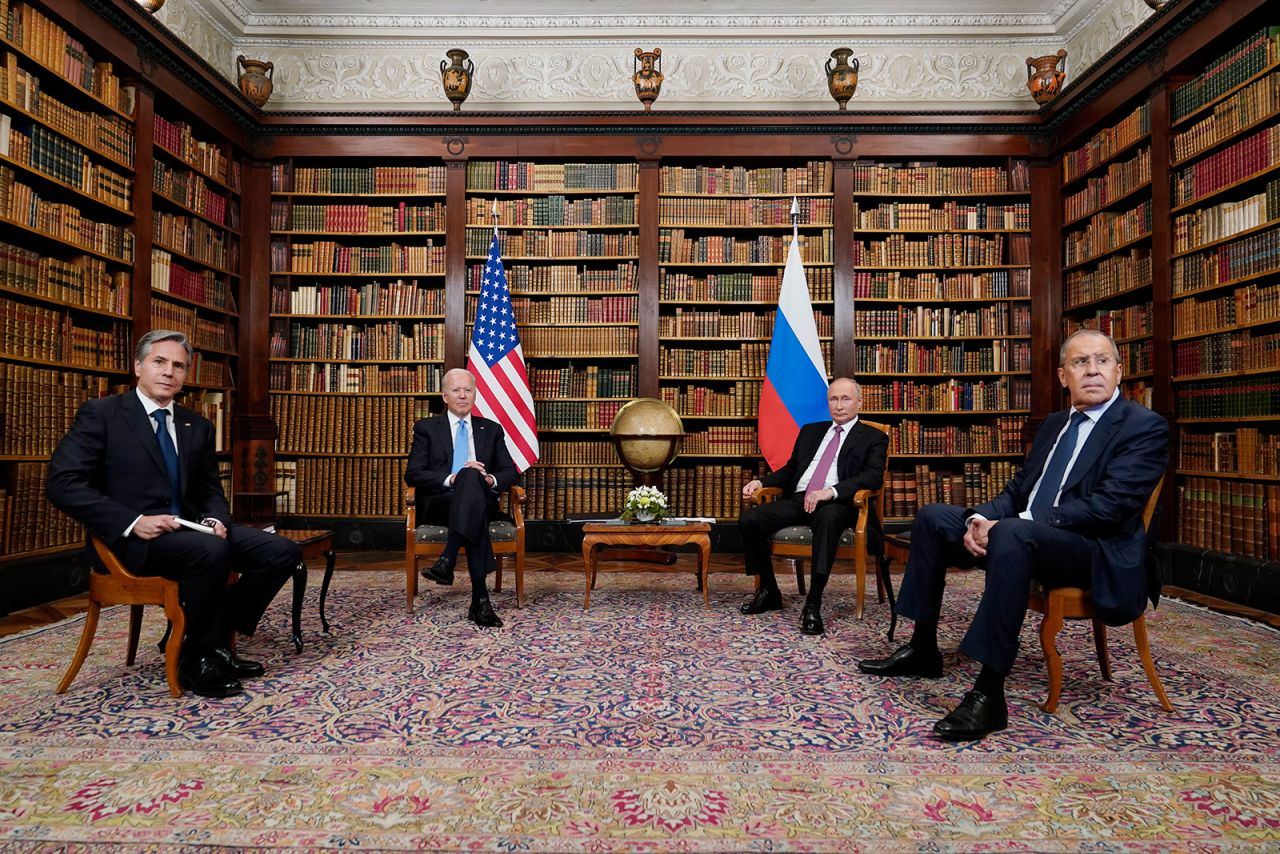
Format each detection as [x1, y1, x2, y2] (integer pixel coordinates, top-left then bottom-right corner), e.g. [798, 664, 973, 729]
[123, 514, 142, 537]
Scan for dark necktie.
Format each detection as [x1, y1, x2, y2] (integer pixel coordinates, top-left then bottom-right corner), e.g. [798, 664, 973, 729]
[803, 425, 843, 493]
[153, 408, 182, 515]
[1029, 410, 1087, 521]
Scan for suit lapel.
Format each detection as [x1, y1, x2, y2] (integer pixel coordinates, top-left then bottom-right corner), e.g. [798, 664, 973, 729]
[123, 392, 169, 476]
[1063, 400, 1125, 492]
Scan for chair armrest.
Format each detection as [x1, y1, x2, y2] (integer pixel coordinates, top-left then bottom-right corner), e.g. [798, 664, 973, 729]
[507, 485, 526, 528]
[751, 485, 784, 506]
[404, 486, 416, 530]
[853, 487, 880, 537]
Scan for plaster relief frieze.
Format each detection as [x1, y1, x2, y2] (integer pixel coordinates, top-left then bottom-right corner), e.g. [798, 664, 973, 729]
[1065, 0, 1154, 79]
[154, 3, 237, 80]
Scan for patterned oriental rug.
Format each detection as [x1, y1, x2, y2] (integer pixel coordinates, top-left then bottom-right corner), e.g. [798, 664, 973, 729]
[1, 566, 1279, 852]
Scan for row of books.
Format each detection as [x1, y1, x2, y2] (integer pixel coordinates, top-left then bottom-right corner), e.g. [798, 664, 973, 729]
[154, 159, 231, 228]
[1176, 377, 1280, 417]
[271, 393, 426, 454]
[275, 201, 446, 234]
[269, 362, 442, 394]
[151, 299, 235, 353]
[528, 364, 636, 399]
[0, 293, 128, 368]
[853, 161, 1028, 195]
[270, 320, 443, 361]
[681, 426, 760, 456]
[499, 295, 636, 325]
[186, 352, 229, 388]
[889, 417, 1025, 456]
[664, 463, 768, 520]
[661, 268, 834, 302]
[277, 457, 408, 517]
[153, 116, 237, 190]
[859, 378, 1032, 413]
[660, 161, 831, 196]
[7, 122, 132, 210]
[0, 238, 129, 314]
[1174, 329, 1280, 376]
[1178, 427, 1279, 476]
[152, 210, 230, 271]
[0, 52, 134, 163]
[1172, 124, 1280, 207]
[854, 232, 1026, 268]
[660, 229, 832, 264]
[1064, 200, 1153, 267]
[1173, 282, 1279, 336]
[275, 164, 445, 195]
[853, 303, 1031, 338]
[855, 340, 1031, 374]
[1063, 147, 1151, 223]
[469, 262, 636, 293]
[1172, 223, 1280, 294]
[151, 250, 231, 310]
[852, 269, 1029, 300]
[466, 194, 636, 227]
[466, 229, 638, 258]
[534, 399, 625, 430]
[271, 281, 442, 317]
[1172, 179, 1280, 254]
[179, 389, 228, 451]
[0, 362, 114, 455]
[4, 3, 134, 115]
[1174, 69, 1280, 164]
[0, 165, 134, 261]
[521, 466, 631, 520]
[271, 241, 445, 275]
[1, 462, 82, 555]
[520, 326, 637, 356]
[1171, 26, 1280, 121]
[854, 201, 1029, 232]
[1065, 249, 1151, 308]
[1121, 339, 1155, 374]
[1176, 477, 1279, 560]
[659, 308, 831, 339]
[659, 342, 771, 377]
[660, 381, 764, 418]
[660, 196, 834, 226]
[1064, 302, 1153, 342]
[880, 462, 1022, 519]
[467, 161, 639, 193]
[1061, 102, 1149, 184]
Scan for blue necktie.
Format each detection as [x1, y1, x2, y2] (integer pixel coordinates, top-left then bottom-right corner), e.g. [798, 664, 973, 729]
[451, 419, 469, 476]
[1029, 410, 1087, 522]
[153, 409, 182, 515]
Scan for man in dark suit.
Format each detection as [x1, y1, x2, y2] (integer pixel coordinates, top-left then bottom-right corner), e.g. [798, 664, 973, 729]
[739, 377, 888, 635]
[859, 329, 1169, 740]
[405, 367, 518, 628]
[47, 330, 300, 698]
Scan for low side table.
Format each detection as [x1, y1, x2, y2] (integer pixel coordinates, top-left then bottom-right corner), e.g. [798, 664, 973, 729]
[580, 521, 712, 609]
[277, 528, 336, 648]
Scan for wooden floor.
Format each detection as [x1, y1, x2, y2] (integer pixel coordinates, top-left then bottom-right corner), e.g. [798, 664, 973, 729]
[2, 549, 1275, 637]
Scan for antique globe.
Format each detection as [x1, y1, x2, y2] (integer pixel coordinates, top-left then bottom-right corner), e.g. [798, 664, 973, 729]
[609, 398, 684, 485]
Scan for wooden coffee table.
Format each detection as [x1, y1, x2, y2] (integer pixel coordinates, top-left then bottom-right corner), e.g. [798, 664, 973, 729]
[580, 521, 712, 609]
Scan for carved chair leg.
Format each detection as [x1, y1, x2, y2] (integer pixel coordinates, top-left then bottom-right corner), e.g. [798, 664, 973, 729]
[162, 589, 185, 698]
[57, 601, 101, 694]
[793, 558, 806, 596]
[1039, 595, 1066, 714]
[515, 549, 525, 609]
[406, 552, 419, 614]
[493, 553, 504, 594]
[1132, 615, 1173, 712]
[854, 554, 866, 620]
[1092, 618, 1112, 681]
[126, 604, 144, 666]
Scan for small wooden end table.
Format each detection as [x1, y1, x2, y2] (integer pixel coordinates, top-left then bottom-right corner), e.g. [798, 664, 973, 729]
[580, 521, 712, 609]
[276, 529, 336, 648]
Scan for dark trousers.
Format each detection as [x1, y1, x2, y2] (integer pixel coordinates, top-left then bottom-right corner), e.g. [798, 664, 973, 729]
[895, 503, 1095, 674]
[421, 467, 497, 580]
[128, 525, 299, 650]
[739, 493, 855, 583]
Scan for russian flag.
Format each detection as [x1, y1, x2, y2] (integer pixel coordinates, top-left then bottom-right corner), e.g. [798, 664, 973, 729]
[758, 201, 829, 469]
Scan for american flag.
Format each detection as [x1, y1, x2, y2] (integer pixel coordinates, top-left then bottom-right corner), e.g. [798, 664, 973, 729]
[467, 228, 539, 471]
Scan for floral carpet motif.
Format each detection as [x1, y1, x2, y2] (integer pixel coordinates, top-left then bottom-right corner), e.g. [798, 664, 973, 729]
[1, 565, 1279, 851]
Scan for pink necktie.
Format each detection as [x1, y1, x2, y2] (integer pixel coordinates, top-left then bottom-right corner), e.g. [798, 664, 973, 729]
[804, 425, 843, 493]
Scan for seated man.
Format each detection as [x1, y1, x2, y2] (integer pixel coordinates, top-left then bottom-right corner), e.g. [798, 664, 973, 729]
[739, 377, 888, 635]
[859, 329, 1169, 740]
[47, 330, 300, 698]
[405, 367, 518, 628]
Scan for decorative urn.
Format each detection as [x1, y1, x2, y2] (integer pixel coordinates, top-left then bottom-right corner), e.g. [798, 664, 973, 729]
[633, 48, 663, 111]
[1026, 49, 1068, 105]
[134, 0, 165, 12]
[440, 49, 474, 112]
[825, 48, 859, 110]
[237, 56, 274, 107]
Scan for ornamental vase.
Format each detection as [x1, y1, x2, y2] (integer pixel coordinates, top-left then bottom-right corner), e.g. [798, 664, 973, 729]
[134, 0, 164, 12]
[825, 48, 859, 110]
[1025, 49, 1067, 105]
[634, 511, 656, 523]
[633, 48, 663, 111]
[440, 49, 474, 112]
[237, 56, 274, 107]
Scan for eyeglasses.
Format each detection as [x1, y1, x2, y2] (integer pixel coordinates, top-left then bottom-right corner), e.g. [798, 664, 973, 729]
[1065, 354, 1116, 371]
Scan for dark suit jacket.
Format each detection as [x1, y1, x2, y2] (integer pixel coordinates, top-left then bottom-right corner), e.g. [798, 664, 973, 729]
[403, 412, 519, 519]
[971, 398, 1169, 625]
[46, 391, 230, 569]
[763, 419, 889, 535]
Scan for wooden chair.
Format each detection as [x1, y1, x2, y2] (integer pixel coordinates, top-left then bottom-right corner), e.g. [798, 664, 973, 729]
[57, 536, 185, 698]
[749, 420, 890, 619]
[404, 485, 527, 612]
[1028, 475, 1172, 714]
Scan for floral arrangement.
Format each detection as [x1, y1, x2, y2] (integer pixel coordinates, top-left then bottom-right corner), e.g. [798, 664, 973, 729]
[620, 485, 669, 523]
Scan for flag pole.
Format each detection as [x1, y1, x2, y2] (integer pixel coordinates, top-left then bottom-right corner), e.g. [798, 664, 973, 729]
[790, 195, 798, 242]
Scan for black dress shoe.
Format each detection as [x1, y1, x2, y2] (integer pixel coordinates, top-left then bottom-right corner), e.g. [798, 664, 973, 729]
[423, 556, 455, 586]
[178, 654, 243, 698]
[800, 603, 824, 635]
[467, 598, 504, 628]
[209, 645, 266, 679]
[739, 588, 783, 615]
[857, 644, 944, 678]
[932, 690, 1008, 741]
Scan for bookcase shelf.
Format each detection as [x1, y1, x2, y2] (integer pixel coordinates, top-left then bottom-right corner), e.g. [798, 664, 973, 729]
[0, 213, 131, 265]
[0, 151, 131, 216]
